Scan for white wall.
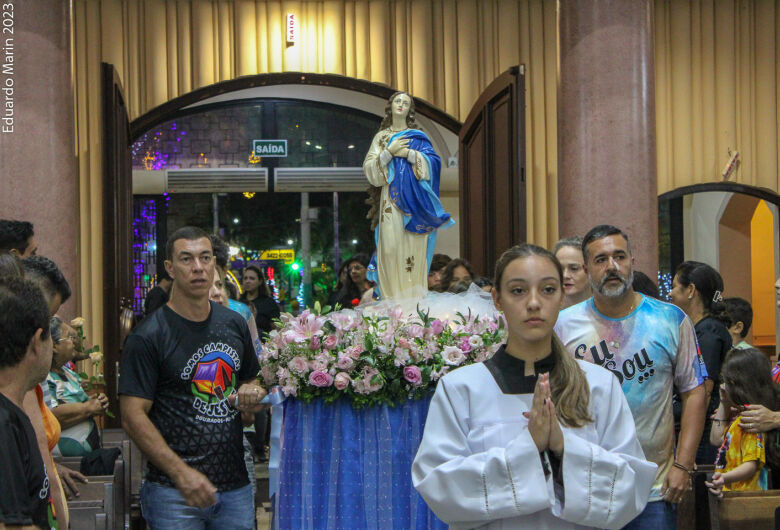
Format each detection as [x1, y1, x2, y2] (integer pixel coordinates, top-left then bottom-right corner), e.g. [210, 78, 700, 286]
[683, 191, 732, 266]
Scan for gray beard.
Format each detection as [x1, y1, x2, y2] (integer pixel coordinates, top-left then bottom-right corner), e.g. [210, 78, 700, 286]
[592, 270, 634, 298]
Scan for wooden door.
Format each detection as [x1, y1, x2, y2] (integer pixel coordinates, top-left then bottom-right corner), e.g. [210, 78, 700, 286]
[458, 66, 526, 276]
[101, 62, 133, 426]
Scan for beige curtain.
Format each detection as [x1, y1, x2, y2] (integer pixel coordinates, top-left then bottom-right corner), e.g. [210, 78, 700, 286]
[72, 0, 779, 346]
[72, 0, 558, 345]
[655, 0, 780, 194]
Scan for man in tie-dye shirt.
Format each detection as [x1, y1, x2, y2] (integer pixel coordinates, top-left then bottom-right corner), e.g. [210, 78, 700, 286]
[555, 225, 707, 530]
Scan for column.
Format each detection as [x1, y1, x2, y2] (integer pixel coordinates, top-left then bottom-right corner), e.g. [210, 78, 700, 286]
[557, 0, 658, 274]
[0, 0, 78, 316]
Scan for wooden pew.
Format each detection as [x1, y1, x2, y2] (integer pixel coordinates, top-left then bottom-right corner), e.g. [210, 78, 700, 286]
[65, 454, 125, 529]
[708, 489, 780, 530]
[677, 464, 715, 529]
[68, 480, 113, 530]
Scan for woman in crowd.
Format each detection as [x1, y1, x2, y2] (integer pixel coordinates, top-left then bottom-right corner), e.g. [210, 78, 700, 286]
[241, 264, 280, 338]
[553, 236, 591, 308]
[706, 348, 779, 495]
[46, 317, 108, 456]
[336, 253, 374, 307]
[437, 257, 475, 292]
[427, 253, 451, 291]
[413, 244, 655, 529]
[327, 261, 350, 307]
[669, 261, 732, 464]
[632, 270, 660, 299]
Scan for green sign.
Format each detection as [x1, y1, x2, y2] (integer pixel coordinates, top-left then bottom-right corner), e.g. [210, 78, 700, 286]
[253, 139, 288, 157]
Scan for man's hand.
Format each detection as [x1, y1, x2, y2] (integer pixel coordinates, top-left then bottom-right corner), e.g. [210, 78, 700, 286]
[705, 471, 725, 498]
[661, 466, 691, 503]
[740, 404, 780, 433]
[56, 464, 88, 500]
[173, 466, 217, 508]
[229, 382, 267, 413]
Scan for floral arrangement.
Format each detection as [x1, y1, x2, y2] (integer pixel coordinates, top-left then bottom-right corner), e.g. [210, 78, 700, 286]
[72, 317, 115, 418]
[259, 302, 506, 408]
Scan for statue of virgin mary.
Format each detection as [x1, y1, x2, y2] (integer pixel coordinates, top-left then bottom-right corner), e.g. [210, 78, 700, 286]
[363, 92, 454, 300]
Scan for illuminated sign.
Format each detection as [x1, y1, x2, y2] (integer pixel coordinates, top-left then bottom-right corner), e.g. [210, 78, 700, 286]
[253, 139, 287, 157]
[286, 14, 297, 44]
[260, 249, 295, 264]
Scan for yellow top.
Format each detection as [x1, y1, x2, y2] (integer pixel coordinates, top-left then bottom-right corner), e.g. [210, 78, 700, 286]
[715, 415, 767, 491]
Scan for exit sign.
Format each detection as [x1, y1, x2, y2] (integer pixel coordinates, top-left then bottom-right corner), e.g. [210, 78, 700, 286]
[253, 139, 288, 157]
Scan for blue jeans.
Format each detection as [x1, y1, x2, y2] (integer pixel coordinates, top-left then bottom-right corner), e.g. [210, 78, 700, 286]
[140, 481, 255, 530]
[622, 500, 676, 529]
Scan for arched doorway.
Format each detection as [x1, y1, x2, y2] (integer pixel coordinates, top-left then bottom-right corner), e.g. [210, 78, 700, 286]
[126, 73, 464, 318]
[102, 67, 525, 423]
[659, 183, 780, 356]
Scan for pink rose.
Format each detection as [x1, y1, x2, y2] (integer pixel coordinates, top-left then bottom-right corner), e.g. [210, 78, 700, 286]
[336, 355, 354, 370]
[460, 338, 472, 353]
[431, 319, 445, 335]
[323, 335, 339, 350]
[403, 365, 422, 386]
[334, 372, 351, 390]
[289, 356, 310, 374]
[346, 345, 363, 360]
[309, 358, 328, 372]
[309, 370, 333, 387]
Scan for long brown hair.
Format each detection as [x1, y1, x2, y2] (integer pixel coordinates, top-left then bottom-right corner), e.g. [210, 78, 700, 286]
[379, 91, 418, 130]
[720, 347, 780, 470]
[494, 243, 593, 428]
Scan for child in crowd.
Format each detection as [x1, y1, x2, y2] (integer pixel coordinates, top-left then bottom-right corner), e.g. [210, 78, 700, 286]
[723, 297, 753, 350]
[706, 348, 779, 496]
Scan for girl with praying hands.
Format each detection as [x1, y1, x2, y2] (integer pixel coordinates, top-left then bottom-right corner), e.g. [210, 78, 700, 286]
[412, 243, 656, 529]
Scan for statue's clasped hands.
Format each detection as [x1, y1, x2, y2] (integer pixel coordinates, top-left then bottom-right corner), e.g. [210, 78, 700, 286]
[388, 137, 410, 159]
[523, 373, 564, 456]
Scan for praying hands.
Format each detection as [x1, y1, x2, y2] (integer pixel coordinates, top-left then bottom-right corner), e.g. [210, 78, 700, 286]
[523, 373, 564, 456]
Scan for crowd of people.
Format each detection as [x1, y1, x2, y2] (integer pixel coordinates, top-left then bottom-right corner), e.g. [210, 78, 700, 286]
[3, 216, 780, 529]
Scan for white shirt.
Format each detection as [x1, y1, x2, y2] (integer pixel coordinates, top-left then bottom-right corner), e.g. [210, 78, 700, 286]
[412, 351, 656, 529]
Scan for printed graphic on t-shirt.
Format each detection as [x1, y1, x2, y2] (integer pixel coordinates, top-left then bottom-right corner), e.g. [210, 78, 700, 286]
[573, 339, 657, 385]
[181, 342, 241, 424]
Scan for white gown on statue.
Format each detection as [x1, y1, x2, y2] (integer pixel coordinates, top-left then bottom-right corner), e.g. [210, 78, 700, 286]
[412, 359, 656, 529]
[363, 128, 431, 300]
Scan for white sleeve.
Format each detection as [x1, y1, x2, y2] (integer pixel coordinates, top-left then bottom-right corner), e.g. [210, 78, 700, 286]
[412, 379, 554, 528]
[406, 149, 416, 163]
[551, 372, 657, 529]
[379, 149, 392, 166]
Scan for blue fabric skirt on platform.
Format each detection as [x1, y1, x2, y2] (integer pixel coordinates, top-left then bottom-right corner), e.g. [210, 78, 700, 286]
[277, 396, 447, 530]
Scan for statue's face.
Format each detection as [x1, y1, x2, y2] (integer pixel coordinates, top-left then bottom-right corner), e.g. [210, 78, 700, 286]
[391, 93, 412, 120]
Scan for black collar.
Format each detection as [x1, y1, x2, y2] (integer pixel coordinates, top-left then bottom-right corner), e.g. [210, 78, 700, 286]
[483, 344, 556, 394]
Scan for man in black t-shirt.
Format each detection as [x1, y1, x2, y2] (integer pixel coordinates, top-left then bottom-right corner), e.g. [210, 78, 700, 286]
[0, 277, 58, 529]
[120, 227, 265, 528]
